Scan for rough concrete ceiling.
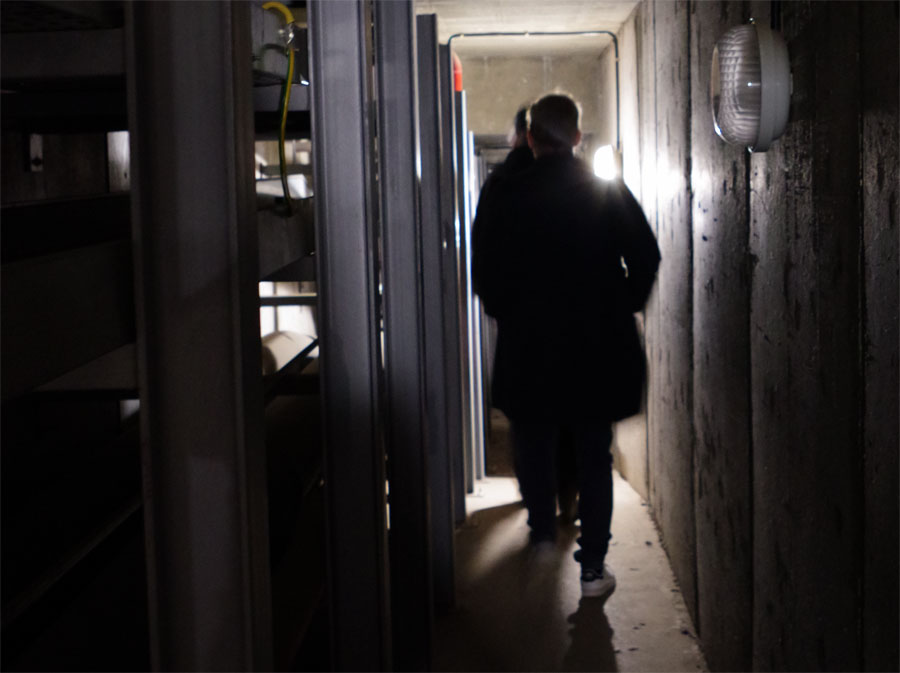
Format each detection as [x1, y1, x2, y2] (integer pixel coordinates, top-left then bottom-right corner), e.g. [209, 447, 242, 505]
[415, 0, 638, 55]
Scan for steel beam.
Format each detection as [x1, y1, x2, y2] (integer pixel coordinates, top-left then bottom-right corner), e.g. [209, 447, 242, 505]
[453, 91, 477, 495]
[440, 46, 468, 525]
[125, 2, 272, 670]
[307, 1, 391, 670]
[374, 2, 433, 669]
[466, 130, 487, 483]
[417, 14, 456, 614]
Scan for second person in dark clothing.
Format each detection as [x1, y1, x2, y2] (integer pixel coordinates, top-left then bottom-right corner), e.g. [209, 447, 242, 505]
[473, 106, 533, 313]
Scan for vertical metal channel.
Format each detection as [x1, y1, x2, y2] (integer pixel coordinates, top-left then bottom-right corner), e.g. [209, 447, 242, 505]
[125, 2, 272, 669]
[467, 129, 487, 483]
[453, 90, 475, 494]
[374, 2, 434, 669]
[417, 15, 456, 613]
[439, 45, 468, 525]
[308, 2, 391, 670]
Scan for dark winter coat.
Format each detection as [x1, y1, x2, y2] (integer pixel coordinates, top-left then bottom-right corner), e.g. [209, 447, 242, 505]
[472, 152, 660, 423]
[472, 144, 534, 306]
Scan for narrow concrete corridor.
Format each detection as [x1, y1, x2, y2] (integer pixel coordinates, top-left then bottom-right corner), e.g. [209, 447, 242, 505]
[434, 467, 707, 672]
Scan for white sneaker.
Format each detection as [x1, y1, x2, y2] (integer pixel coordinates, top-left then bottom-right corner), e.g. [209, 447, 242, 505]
[581, 564, 616, 598]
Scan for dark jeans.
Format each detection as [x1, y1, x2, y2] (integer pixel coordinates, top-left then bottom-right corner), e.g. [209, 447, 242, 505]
[511, 420, 613, 570]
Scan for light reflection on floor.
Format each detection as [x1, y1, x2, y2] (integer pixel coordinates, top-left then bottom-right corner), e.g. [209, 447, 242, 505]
[433, 473, 708, 672]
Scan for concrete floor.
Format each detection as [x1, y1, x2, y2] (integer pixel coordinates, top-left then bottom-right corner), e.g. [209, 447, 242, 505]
[433, 473, 708, 672]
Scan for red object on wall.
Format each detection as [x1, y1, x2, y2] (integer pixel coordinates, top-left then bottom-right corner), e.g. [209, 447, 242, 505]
[452, 51, 463, 91]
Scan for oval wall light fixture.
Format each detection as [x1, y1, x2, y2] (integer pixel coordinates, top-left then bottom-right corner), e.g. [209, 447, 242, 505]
[710, 19, 791, 152]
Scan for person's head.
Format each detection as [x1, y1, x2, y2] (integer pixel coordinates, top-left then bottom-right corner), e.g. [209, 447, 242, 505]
[510, 107, 529, 148]
[527, 94, 582, 156]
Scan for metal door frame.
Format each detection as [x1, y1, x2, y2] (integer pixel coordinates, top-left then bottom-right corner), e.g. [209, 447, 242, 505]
[309, 1, 391, 669]
[126, 2, 272, 669]
[417, 14, 457, 614]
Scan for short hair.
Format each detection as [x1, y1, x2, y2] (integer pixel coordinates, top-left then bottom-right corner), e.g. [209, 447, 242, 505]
[514, 107, 528, 137]
[528, 94, 581, 150]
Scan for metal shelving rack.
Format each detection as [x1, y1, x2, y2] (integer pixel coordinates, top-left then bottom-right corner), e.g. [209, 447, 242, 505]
[2, 2, 325, 669]
[2, 1, 472, 669]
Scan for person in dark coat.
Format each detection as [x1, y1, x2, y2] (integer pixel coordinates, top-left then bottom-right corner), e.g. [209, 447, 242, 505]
[473, 106, 580, 526]
[472, 93, 660, 598]
[473, 106, 533, 311]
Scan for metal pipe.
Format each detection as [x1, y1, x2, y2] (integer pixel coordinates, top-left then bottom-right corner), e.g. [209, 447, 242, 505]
[447, 30, 621, 150]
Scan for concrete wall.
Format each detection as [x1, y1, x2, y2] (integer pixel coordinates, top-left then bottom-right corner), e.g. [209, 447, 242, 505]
[749, 3, 863, 669]
[595, 46, 618, 152]
[626, 1, 899, 670]
[689, 2, 753, 667]
[644, 0, 698, 627]
[458, 53, 610, 140]
[605, 8, 650, 501]
[616, 13, 642, 201]
[859, 5, 900, 670]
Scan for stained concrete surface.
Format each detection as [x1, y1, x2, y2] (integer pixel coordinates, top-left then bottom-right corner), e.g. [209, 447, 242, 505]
[433, 472, 707, 672]
[605, 1, 899, 669]
[644, 0, 697, 628]
[687, 2, 753, 668]
[748, 4, 866, 668]
[860, 3, 900, 669]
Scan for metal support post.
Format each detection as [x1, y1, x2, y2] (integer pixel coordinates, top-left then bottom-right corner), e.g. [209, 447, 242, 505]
[374, 2, 434, 669]
[125, 2, 272, 669]
[454, 90, 476, 495]
[467, 129, 487, 483]
[417, 14, 456, 613]
[440, 46, 468, 525]
[308, 1, 391, 670]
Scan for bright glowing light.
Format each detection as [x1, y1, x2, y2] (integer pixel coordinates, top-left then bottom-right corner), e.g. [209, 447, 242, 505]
[593, 145, 617, 180]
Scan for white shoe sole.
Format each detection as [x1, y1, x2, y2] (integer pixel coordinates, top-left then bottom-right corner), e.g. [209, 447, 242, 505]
[581, 567, 616, 598]
[581, 577, 615, 598]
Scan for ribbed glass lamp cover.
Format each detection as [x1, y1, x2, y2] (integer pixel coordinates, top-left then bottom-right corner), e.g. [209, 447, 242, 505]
[711, 24, 762, 145]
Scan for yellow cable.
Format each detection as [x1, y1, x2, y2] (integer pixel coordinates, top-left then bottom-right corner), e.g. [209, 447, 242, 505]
[262, 1, 294, 25]
[263, 1, 295, 213]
